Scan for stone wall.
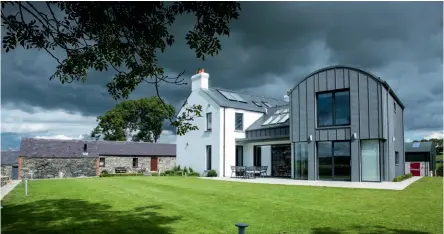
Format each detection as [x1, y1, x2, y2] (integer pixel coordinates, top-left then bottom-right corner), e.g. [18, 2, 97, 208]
[158, 157, 176, 172]
[20, 157, 97, 179]
[99, 156, 151, 173]
[99, 156, 176, 173]
[1, 165, 12, 179]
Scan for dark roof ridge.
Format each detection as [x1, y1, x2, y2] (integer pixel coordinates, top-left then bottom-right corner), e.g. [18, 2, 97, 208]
[210, 87, 285, 102]
[22, 138, 174, 145]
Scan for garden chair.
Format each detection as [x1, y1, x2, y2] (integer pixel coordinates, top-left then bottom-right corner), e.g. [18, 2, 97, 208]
[260, 166, 268, 177]
[230, 166, 236, 178]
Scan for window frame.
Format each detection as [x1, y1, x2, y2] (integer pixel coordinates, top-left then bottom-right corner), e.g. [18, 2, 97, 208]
[206, 145, 212, 170]
[395, 151, 399, 165]
[316, 89, 351, 128]
[235, 112, 244, 131]
[316, 140, 351, 181]
[253, 145, 262, 167]
[132, 158, 138, 168]
[236, 145, 244, 166]
[206, 112, 212, 131]
[99, 157, 105, 167]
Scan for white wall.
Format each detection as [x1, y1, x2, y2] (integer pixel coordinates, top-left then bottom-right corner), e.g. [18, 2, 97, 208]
[221, 108, 263, 177]
[176, 90, 222, 175]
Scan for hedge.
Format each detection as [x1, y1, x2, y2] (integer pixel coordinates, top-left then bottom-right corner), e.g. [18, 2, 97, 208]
[437, 163, 443, 177]
[392, 173, 413, 182]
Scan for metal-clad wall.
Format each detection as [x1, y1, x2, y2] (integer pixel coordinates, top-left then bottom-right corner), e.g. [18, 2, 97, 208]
[394, 98, 405, 177]
[245, 126, 289, 141]
[290, 67, 394, 181]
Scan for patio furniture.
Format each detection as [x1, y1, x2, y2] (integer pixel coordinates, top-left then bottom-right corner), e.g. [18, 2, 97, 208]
[231, 166, 236, 178]
[260, 166, 268, 177]
[236, 166, 246, 178]
[245, 166, 256, 179]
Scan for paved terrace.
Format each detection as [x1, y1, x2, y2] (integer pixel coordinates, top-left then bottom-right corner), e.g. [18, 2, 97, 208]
[201, 176, 423, 190]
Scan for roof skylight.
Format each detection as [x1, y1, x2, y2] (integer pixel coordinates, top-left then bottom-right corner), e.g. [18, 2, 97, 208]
[218, 89, 247, 103]
[261, 108, 290, 126]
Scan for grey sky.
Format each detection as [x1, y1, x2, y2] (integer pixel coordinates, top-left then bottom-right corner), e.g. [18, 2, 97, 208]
[1, 2, 443, 149]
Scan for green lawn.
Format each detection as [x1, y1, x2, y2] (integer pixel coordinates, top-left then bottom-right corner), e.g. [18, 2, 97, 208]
[1, 177, 442, 234]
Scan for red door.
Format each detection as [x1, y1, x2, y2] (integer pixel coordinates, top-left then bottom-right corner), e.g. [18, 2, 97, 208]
[151, 157, 158, 171]
[410, 162, 421, 176]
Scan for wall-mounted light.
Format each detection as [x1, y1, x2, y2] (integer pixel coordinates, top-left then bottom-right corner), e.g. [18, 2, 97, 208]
[393, 136, 396, 142]
[308, 135, 313, 142]
[351, 133, 358, 141]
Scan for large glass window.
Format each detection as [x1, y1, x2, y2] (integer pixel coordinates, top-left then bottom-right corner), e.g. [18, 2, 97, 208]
[294, 143, 308, 180]
[317, 142, 333, 180]
[317, 90, 350, 127]
[271, 144, 291, 177]
[254, 146, 261, 166]
[317, 141, 351, 181]
[333, 141, 351, 181]
[236, 146, 243, 166]
[361, 140, 380, 181]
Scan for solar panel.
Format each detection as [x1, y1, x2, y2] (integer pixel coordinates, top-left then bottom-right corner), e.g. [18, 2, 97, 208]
[412, 142, 420, 148]
[252, 101, 262, 107]
[230, 93, 247, 103]
[218, 90, 236, 101]
[262, 116, 274, 125]
[277, 113, 290, 123]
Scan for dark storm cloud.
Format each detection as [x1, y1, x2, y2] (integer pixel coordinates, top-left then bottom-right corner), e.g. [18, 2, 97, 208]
[1, 2, 443, 135]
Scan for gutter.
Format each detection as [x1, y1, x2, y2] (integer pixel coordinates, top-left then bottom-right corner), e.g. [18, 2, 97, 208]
[223, 107, 226, 177]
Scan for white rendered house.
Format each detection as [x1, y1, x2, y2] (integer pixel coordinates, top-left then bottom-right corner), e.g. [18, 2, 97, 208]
[176, 69, 289, 177]
[177, 65, 406, 182]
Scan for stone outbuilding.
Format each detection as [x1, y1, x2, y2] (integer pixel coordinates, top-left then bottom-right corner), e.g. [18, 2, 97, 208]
[1, 150, 20, 180]
[18, 138, 176, 179]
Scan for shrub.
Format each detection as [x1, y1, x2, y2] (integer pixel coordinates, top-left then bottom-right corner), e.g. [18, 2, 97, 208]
[183, 166, 188, 174]
[164, 170, 175, 176]
[188, 167, 194, 173]
[188, 172, 200, 177]
[171, 165, 181, 172]
[206, 170, 217, 177]
[160, 172, 166, 176]
[137, 168, 146, 173]
[99, 173, 143, 177]
[392, 173, 413, 182]
[175, 171, 184, 176]
[101, 170, 109, 175]
[437, 164, 443, 177]
[152, 172, 158, 176]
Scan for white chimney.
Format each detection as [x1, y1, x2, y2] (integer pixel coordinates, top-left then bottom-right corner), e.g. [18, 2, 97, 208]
[284, 94, 289, 102]
[191, 68, 209, 91]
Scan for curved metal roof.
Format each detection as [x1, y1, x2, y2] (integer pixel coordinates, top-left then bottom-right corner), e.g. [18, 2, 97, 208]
[288, 65, 404, 109]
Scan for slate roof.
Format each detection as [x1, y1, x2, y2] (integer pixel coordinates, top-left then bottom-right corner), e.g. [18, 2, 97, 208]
[97, 141, 176, 156]
[1, 150, 20, 165]
[246, 104, 290, 131]
[20, 138, 100, 158]
[405, 141, 435, 153]
[19, 138, 176, 158]
[201, 88, 288, 113]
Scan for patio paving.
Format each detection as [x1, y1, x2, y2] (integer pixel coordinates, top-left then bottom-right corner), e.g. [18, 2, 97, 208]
[201, 176, 423, 190]
[1, 180, 22, 200]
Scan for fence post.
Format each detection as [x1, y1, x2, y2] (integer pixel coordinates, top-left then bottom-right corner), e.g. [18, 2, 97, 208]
[25, 179, 28, 196]
[235, 223, 248, 234]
